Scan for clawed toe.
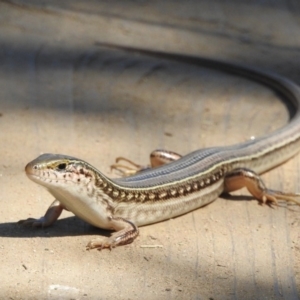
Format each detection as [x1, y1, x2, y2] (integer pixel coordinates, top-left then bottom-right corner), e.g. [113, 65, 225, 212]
[18, 217, 46, 227]
[86, 239, 115, 251]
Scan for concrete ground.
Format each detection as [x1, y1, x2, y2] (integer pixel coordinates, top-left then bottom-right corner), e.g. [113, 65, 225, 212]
[1, 0, 300, 299]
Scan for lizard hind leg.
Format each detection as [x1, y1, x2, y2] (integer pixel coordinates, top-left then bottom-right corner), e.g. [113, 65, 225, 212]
[224, 167, 300, 206]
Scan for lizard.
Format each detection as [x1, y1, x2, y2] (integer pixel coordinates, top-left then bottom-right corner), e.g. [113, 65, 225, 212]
[19, 45, 300, 250]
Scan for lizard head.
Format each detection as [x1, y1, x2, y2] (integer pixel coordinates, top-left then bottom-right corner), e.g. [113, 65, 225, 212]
[25, 153, 96, 188]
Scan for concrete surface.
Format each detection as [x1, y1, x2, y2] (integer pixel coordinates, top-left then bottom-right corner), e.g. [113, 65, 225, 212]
[1, 0, 300, 299]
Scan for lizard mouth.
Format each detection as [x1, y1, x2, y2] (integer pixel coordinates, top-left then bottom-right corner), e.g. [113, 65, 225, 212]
[25, 162, 51, 183]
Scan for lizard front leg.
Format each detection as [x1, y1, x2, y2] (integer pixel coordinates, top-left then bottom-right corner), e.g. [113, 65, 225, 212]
[111, 149, 182, 176]
[86, 216, 139, 250]
[18, 199, 65, 227]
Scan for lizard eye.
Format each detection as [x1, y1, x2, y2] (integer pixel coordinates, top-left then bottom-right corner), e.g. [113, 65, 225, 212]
[57, 163, 67, 170]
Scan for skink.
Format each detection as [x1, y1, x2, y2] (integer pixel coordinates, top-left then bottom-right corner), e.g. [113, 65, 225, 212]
[19, 46, 300, 250]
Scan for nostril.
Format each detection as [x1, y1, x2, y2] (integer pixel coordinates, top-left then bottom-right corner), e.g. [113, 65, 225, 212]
[25, 161, 39, 175]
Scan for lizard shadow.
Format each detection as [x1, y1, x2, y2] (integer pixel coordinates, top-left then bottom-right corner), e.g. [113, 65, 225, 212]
[0, 193, 287, 240]
[0, 194, 264, 239]
[220, 193, 297, 209]
[220, 193, 254, 202]
[0, 216, 111, 239]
